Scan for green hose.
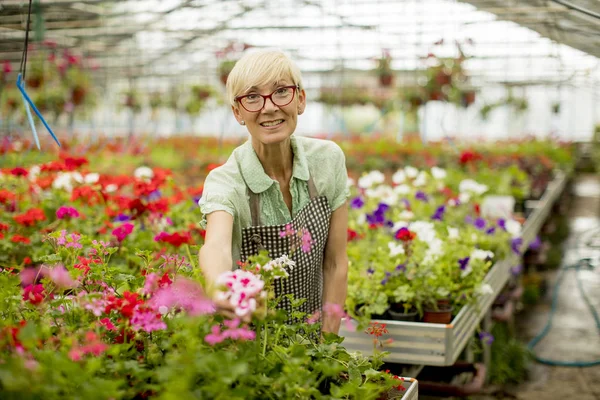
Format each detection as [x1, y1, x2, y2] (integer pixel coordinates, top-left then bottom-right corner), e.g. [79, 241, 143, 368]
[527, 257, 600, 367]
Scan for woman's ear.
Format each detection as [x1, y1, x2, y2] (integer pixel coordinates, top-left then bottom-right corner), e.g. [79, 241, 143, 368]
[231, 104, 245, 125]
[297, 88, 307, 115]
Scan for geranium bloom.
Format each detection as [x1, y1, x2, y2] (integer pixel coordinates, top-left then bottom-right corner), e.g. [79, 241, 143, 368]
[11, 235, 30, 244]
[395, 227, 416, 242]
[150, 277, 214, 316]
[112, 223, 134, 242]
[22, 284, 46, 305]
[279, 223, 295, 238]
[154, 231, 192, 247]
[105, 291, 144, 318]
[13, 208, 46, 226]
[366, 322, 388, 338]
[10, 167, 28, 176]
[130, 306, 167, 332]
[216, 270, 264, 318]
[56, 206, 80, 219]
[0, 189, 16, 204]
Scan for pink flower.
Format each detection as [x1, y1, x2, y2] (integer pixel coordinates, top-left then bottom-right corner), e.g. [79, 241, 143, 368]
[99, 318, 117, 331]
[301, 229, 313, 253]
[47, 264, 78, 289]
[306, 310, 321, 324]
[2, 61, 12, 74]
[131, 306, 167, 332]
[112, 223, 134, 242]
[149, 277, 214, 316]
[279, 223, 295, 238]
[215, 270, 265, 318]
[205, 325, 225, 346]
[323, 302, 355, 332]
[142, 273, 159, 295]
[19, 267, 41, 287]
[56, 206, 80, 219]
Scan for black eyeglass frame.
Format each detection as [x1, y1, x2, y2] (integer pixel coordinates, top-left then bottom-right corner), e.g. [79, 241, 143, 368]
[235, 85, 300, 112]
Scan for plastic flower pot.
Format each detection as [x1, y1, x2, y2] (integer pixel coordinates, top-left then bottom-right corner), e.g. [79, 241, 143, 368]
[387, 308, 418, 322]
[379, 74, 394, 87]
[423, 301, 453, 324]
[418, 362, 486, 397]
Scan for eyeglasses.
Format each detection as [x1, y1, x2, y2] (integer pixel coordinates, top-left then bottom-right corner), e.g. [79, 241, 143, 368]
[235, 85, 299, 112]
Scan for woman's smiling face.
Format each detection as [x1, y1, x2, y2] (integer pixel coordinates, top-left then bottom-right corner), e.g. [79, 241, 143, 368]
[232, 78, 306, 146]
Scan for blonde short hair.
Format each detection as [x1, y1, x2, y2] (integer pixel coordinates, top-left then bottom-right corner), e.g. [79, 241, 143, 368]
[226, 50, 303, 106]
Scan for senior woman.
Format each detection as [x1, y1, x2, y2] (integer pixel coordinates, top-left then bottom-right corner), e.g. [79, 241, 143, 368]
[198, 50, 349, 334]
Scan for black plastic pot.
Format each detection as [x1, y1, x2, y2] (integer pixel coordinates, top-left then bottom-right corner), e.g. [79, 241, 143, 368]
[418, 362, 487, 396]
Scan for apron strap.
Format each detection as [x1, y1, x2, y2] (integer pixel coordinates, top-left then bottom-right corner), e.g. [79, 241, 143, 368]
[248, 189, 262, 226]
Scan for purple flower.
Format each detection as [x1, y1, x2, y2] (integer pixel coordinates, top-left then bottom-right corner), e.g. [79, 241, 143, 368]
[465, 215, 474, 224]
[366, 203, 390, 226]
[497, 218, 506, 231]
[529, 236, 542, 251]
[474, 218, 486, 230]
[114, 213, 131, 222]
[350, 196, 365, 209]
[376, 203, 389, 214]
[511, 264, 523, 276]
[479, 331, 494, 345]
[431, 205, 446, 221]
[147, 190, 162, 201]
[381, 272, 392, 285]
[367, 267, 375, 275]
[385, 220, 394, 228]
[395, 263, 406, 272]
[402, 198, 411, 208]
[415, 191, 428, 202]
[458, 257, 470, 270]
[486, 227, 496, 235]
[511, 237, 523, 255]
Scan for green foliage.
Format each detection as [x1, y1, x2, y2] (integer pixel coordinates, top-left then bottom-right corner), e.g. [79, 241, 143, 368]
[488, 324, 533, 385]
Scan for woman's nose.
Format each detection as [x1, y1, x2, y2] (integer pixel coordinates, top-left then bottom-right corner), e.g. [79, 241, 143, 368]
[261, 96, 278, 112]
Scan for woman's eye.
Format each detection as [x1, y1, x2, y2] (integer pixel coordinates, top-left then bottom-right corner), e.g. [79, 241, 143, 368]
[275, 88, 288, 95]
[246, 94, 260, 101]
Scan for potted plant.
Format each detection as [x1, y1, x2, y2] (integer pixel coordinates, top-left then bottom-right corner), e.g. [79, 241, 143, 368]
[375, 50, 394, 87]
[218, 60, 237, 85]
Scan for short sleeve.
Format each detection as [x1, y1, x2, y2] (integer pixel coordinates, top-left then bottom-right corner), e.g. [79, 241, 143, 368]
[330, 145, 350, 211]
[198, 169, 237, 228]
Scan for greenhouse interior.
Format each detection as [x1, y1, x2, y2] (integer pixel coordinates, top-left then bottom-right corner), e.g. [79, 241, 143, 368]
[1, 0, 600, 398]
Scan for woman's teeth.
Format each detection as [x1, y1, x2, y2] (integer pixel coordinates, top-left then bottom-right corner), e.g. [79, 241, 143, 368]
[260, 119, 284, 127]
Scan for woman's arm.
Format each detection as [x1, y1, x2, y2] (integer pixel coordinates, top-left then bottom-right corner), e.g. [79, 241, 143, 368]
[322, 201, 349, 334]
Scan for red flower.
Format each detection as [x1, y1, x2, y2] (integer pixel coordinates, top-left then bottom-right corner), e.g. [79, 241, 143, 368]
[61, 155, 88, 170]
[71, 186, 101, 204]
[154, 231, 192, 247]
[0, 189, 16, 204]
[11, 234, 31, 244]
[206, 163, 222, 172]
[459, 150, 482, 165]
[146, 198, 169, 214]
[474, 203, 481, 216]
[347, 228, 358, 242]
[0, 222, 8, 231]
[365, 322, 388, 338]
[13, 208, 46, 227]
[395, 227, 416, 242]
[158, 272, 172, 288]
[74, 256, 101, 275]
[22, 257, 32, 265]
[23, 284, 46, 305]
[10, 167, 28, 177]
[105, 291, 144, 319]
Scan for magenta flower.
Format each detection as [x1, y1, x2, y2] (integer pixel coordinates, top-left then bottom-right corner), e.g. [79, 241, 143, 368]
[131, 306, 167, 332]
[279, 223, 295, 238]
[112, 223, 134, 242]
[205, 325, 225, 346]
[56, 206, 80, 219]
[300, 229, 313, 253]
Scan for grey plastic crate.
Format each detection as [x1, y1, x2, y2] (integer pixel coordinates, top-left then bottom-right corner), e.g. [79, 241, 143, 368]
[340, 172, 567, 367]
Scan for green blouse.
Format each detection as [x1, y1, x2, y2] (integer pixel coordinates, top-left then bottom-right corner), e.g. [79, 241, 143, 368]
[198, 135, 350, 269]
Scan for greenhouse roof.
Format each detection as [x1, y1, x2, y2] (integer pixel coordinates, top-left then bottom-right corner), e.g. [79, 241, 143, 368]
[0, 0, 598, 87]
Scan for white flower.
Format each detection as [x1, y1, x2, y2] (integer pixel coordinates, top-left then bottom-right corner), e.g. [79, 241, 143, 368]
[388, 242, 405, 257]
[471, 249, 494, 261]
[52, 172, 77, 192]
[357, 214, 366, 225]
[447, 227, 459, 240]
[410, 221, 437, 243]
[346, 177, 355, 188]
[158, 305, 169, 315]
[134, 166, 154, 181]
[28, 165, 41, 182]
[394, 184, 411, 195]
[431, 167, 447, 180]
[392, 170, 406, 184]
[423, 238, 444, 266]
[448, 198, 458, 207]
[461, 265, 472, 277]
[105, 184, 118, 193]
[459, 192, 471, 204]
[84, 173, 99, 184]
[398, 210, 414, 220]
[505, 219, 522, 237]
[392, 221, 409, 232]
[413, 172, 428, 187]
[404, 166, 419, 179]
[477, 284, 494, 296]
[459, 179, 488, 195]
[358, 170, 385, 189]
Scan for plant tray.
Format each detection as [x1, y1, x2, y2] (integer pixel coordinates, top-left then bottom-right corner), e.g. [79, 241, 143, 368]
[340, 172, 567, 367]
[398, 377, 418, 400]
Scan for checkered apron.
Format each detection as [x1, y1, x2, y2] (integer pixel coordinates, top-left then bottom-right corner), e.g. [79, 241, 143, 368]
[240, 175, 331, 323]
